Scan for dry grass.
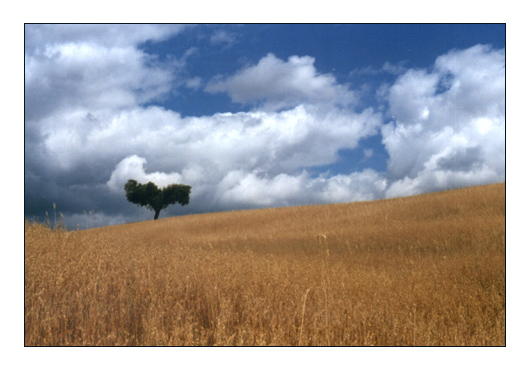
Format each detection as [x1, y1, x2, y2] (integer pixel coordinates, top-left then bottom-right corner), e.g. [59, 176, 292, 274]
[25, 183, 505, 346]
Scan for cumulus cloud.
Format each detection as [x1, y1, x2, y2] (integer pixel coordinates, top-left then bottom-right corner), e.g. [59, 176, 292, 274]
[24, 24, 189, 52]
[25, 24, 504, 228]
[43, 104, 379, 178]
[24, 25, 195, 125]
[382, 44, 505, 197]
[99, 105, 382, 212]
[218, 169, 387, 208]
[25, 29, 382, 228]
[25, 43, 174, 123]
[205, 53, 357, 109]
[106, 155, 184, 193]
[25, 25, 190, 224]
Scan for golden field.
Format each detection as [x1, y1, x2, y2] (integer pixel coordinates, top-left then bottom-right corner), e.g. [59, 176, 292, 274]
[25, 182, 505, 346]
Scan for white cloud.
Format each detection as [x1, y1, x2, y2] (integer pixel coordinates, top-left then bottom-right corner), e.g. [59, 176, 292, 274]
[24, 25, 195, 124]
[24, 24, 189, 52]
[216, 169, 387, 209]
[205, 53, 357, 109]
[382, 44, 505, 197]
[385, 165, 500, 199]
[27, 25, 386, 226]
[210, 29, 238, 47]
[218, 171, 306, 207]
[28, 78, 381, 220]
[381, 61, 408, 75]
[25, 24, 505, 228]
[185, 77, 202, 90]
[25, 41, 176, 124]
[89, 103, 380, 177]
[106, 155, 184, 193]
[98, 104, 383, 211]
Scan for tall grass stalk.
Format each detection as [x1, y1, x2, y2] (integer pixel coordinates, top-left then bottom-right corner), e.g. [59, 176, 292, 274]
[25, 183, 505, 346]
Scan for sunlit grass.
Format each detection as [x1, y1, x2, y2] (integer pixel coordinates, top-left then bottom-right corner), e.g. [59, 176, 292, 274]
[25, 182, 505, 346]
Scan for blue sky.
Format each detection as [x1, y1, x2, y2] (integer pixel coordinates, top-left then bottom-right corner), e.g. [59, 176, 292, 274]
[24, 24, 505, 228]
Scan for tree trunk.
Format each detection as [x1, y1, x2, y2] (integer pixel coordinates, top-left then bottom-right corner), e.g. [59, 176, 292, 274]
[154, 209, 161, 220]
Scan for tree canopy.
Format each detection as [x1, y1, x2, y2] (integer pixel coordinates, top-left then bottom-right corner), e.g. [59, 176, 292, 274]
[124, 180, 191, 220]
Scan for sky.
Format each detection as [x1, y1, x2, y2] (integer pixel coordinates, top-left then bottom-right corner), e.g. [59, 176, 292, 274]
[24, 24, 505, 229]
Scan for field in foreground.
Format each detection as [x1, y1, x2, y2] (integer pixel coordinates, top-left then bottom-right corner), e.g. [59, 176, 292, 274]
[25, 183, 505, 346]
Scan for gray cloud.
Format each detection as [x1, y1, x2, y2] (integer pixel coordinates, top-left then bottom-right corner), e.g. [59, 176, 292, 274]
[25, 40, 383, 227]
[24, 25, 505, 228]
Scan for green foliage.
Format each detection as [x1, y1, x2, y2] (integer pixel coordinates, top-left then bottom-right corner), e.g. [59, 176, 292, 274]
[124, 179, 191, 220]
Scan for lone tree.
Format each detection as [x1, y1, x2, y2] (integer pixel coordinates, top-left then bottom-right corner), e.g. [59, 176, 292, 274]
[124, 179, 191, 220]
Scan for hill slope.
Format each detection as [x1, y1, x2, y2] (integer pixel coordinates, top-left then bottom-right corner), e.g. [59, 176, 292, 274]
[84, 182, 505, 249]
[25, 182, 505, 346]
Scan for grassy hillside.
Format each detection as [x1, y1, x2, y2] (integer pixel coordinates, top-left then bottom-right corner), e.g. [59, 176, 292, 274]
[25, 183, 505, 346]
